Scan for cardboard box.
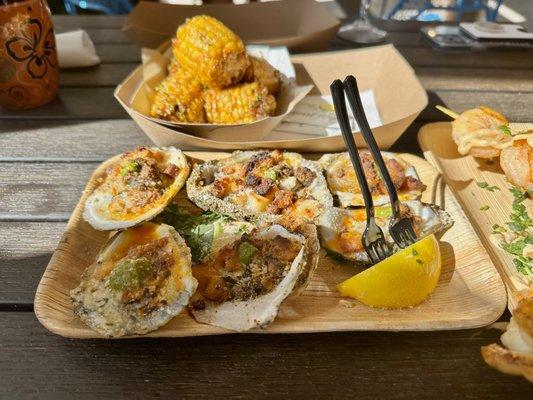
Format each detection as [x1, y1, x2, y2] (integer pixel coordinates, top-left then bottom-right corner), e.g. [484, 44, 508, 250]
[123, 0, 340, 52]
[114, 44, 428, 152]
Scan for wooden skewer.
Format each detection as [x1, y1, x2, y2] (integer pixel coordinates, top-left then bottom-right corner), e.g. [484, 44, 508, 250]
[436, 105, 459, 120]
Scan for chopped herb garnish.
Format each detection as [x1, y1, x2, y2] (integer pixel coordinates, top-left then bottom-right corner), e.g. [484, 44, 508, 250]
[155, 204, 231, 262]
[108, 257, 153, 291]
[498, 125, 512, 136]
[120, 161, 141, 176]
[412, 248, 419, 256]
[480, 205, 490, 211]
[416, 259, 424, 266]
[264, 168, 277, 181]
[238, 242, 258, 266]
[476, 181, 500, 192]
[495, 187, 533, 278]
[492, 224, 506, 234]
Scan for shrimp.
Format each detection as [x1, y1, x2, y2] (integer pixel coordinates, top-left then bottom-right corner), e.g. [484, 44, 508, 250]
[481, 288, 533, 382]
[500, 139, 533, 193]
[438, 105, 510, 158]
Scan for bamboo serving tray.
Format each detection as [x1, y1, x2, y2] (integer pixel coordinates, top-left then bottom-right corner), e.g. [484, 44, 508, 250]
[419, 122, 532, 310]
[34, 151, 507, 339]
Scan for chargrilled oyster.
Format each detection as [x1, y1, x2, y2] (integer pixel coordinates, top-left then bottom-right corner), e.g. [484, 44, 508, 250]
[318, 152, 426, 208]
[84, 147, 190, 231]
[189, 222, 319, 331]
[187, 150, 333, 223]
[317, 200, 453, 264]
[70, 222, 197, 337]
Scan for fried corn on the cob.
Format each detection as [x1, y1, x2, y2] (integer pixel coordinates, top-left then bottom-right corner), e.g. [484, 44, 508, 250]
[243, 56, 281, 96]
[150, 71, 206, 123]
[203, 82, 277, 124]
[173, 15, 250, 89]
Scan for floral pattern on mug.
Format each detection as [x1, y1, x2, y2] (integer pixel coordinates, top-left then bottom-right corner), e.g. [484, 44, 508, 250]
[5, 17, 56, 79]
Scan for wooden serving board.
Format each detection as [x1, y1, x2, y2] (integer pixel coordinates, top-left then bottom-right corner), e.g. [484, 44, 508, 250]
[419, 122, 532, 310]
[34, 152, 506, 339]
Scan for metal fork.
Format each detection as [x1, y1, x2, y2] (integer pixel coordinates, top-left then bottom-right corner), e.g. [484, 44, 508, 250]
[330, 80, 392, 264]
[342, 75, 417, 248]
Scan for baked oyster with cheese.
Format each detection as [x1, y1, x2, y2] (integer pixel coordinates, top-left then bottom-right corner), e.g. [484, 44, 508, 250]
[186, 150, 333, 222]
[84, 147, 190, 230]
[318, 152, 426, 208]
[169, 211, 320, 331]
[70, 222, 197, 337]
[317, 200, 453, 264]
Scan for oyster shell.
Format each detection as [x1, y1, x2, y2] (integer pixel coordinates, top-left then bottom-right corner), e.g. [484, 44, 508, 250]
[70, 222, 197, 337]
[318, 152, 426, 208]
[317, 200, 453, 264]
[186, 150, 333, 223]
[190, 222, 319, 331]
[84, 146, 190, 231]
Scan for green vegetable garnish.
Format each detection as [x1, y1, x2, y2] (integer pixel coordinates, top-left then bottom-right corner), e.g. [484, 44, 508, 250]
[412, 249, 419, 256]
[496, 187, 533, 278]
[238, 242, 258, 266]
[375, 206, 392, 219]
[108, 257, 153, 291]
[120, 161, 141, 176]
[264, 168, 277, 181]
[498, 125, 512, 136]
[476, 181, 500, 192]
[480, 205, 490, 211]
[492, 224, 506, 234]
[155, 205, 230, 262]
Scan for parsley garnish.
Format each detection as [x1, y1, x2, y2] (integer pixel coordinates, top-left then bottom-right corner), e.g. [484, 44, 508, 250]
[416, 259, 424, 265]
[492, 224, 506, 234]
[496, 187, 533, 278]
[412, 249, 419, 256]
[498, 125, 512, 136]
[476, 181, 500, 192]
[480, 205, 490, 211]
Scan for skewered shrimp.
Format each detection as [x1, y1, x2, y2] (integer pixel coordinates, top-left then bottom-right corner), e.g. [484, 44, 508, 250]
[437, 105, 511, 158]
[500, 139, 533, 193]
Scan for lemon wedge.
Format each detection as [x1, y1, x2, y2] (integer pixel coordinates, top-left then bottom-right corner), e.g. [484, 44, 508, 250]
[337, 234, 441, 309]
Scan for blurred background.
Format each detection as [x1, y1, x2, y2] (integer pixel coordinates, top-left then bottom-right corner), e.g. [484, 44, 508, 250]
[46, 0, 530, 29]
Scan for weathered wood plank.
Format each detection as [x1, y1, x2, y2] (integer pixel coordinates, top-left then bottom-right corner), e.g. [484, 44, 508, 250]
[94, 43, 141, 63]
[52, 15, 125, 30]
[1, 88, 531, 122]
[59, 64, 134, 87]
[419, 91, 533, 122]
[0, 312, 531, 399]
[58, 62, 533, 92]
[0, 88, 127, 119]
[0, 222, 65, 306]
[0, 162, 96, 220]
[0, 120, 150, 161]
[416, 67, 533, 92]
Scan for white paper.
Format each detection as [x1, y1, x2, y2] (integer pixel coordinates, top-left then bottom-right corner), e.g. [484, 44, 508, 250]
[245, 45, 296, 81]
[56, 30, 100, 68]
[271, 91, 381, 137]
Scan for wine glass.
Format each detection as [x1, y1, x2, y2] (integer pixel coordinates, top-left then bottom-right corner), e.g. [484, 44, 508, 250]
[338, 0, 387, 44]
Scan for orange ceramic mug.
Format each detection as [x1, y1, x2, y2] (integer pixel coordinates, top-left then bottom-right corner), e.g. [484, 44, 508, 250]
[0, 0, 58, 109]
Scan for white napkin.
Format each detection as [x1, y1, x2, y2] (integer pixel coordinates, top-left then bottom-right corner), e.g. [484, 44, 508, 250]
[56, 30, 101, 69]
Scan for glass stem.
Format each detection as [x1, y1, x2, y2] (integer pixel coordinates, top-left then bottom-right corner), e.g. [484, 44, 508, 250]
[359, 0, 370, 23]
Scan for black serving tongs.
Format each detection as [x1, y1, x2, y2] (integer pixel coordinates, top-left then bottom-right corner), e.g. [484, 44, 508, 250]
[330, 76, 417, 264]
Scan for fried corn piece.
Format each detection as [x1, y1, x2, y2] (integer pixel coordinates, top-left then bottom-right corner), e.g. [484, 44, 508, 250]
[243, 56, 281, 96]
[150, 72, 205, 123]
[173, 15, 250, 89]
[203, 82, 277, 124]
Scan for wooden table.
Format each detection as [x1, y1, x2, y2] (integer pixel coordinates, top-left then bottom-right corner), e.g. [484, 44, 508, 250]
[1, 10, 533, 398]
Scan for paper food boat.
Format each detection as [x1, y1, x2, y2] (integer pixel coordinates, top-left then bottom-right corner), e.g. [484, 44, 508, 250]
[115, 44, 428, 151]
